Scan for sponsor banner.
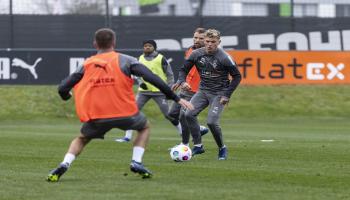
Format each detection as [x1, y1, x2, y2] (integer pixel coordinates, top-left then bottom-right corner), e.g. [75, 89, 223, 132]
[228, 51, 350, 85]
[0, 50, 184, 85]
[1, 50, 349, 85]
[0, 51, 94, 85]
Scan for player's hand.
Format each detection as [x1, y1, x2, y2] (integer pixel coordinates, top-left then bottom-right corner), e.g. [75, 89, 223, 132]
[60, 93, 72, 101]
[220, 96, 229, 105]
[62, 94, 72, 101]
[178, 98, 194, 110]
[58, 90, 72, 101]
[139, 82, 148, 90]
[171, 83, 181, 91]
[181, 82, 191, 91]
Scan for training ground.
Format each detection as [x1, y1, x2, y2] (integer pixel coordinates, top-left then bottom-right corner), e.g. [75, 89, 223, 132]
[0, 85, 349, 200]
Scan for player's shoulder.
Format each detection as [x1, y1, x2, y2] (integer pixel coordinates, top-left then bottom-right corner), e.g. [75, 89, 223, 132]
[216, 48, 236, 66]
[156, 52, 165, 59]
[185, 45, 194, 53]
[83, 54, 106, 66]
[216, 48, 228, 56]
[215, 48, 232, 60]
[191, 47, 206, 57]
[119, 53, 138, 62]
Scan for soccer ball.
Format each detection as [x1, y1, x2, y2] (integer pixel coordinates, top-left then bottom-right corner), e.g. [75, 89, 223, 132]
[170, 144, 192, 162]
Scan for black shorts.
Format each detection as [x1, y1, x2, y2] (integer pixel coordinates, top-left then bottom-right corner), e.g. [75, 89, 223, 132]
[81, 112, 147, 139]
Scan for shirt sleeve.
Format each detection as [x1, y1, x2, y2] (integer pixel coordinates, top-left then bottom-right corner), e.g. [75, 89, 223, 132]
[223, 55, 241, 98]
[177, 52, 196, 84]
[118, 54, 139, 77]
[161, 57, 174, 86]
[57, 66, 84, 100]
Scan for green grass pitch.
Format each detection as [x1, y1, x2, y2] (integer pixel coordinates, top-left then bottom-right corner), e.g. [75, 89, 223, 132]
[1, 85, 349, 199]
[0, 118, 349, 200]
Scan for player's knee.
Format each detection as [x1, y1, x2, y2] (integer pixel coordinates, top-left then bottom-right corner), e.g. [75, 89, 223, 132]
[167, 111, 177, 120]
[142, 120, 151, 130]
[77, 134, 91, 143]
[184, 111, 194, 121]
[137, 121, 150, 136]
[207, 120, 219, 128]
[165, 115, 178, 125]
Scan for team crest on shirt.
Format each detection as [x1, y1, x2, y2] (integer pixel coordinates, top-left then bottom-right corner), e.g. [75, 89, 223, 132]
[212, 60, 218, 69]
[199, 57, 206, 65]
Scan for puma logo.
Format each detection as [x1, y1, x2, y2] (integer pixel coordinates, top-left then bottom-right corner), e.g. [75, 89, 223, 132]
[95, 64, 107, 73]
[12, 57, 42, 79]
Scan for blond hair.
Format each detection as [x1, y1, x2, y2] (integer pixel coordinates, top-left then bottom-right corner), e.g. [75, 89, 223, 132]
[205, 29, 221, 39]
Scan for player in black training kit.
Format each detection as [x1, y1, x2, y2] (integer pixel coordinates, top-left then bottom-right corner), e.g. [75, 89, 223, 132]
[173, 29, 241, 160]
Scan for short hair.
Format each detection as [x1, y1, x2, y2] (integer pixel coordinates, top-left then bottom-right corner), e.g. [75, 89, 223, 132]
[205, 29, 221, 39]
[143, 39, 157, 50]
[194, 27, 206, 34]
[94, 28, 116, 49]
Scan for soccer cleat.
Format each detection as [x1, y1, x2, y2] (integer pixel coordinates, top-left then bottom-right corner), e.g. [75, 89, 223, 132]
[130, 160, 152, 178]
[115, 137, 131, 143]
[192, 145, 205, 156]
[47, 164, 68, 182]
[200, 126, 209, 136]
[218, 147, 227, 160]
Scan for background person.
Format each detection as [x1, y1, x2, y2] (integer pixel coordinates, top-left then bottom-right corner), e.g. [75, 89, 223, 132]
[115, 40, 182, 142]
[168, 27, 209, 146]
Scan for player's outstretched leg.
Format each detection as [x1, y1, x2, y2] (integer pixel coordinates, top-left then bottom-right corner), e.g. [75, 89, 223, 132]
[130, 120, 152, 178]
[47, 134, 89, 182]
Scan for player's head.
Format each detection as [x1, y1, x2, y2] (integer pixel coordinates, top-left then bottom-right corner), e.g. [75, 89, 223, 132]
[143, 40, 157, 54]
[94, 28, 116, 50]
[204, 29, 221, 54]
[193, 27, 206, 49]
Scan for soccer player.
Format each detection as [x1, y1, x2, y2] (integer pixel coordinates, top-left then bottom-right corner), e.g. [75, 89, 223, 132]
[173, 29, 241, 160]
[168, 27, 209, 146]
[115, 40, 181, 142]
[47, 28, 193, 182]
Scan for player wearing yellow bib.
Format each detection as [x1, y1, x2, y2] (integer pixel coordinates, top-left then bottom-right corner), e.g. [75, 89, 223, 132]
[115, 40, 182, 142]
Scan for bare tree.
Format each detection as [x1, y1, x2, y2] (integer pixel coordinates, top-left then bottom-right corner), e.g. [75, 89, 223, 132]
[65, 0, 105, 15]
[30, 0, 61, 14]
[0, 0, 105, 15]
[0, 0, 9, 14]
[40, 0, 55, 14]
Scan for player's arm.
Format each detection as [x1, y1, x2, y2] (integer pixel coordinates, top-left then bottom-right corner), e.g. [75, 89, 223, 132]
[161, 57, 174, 87]
[57, 66, 84, 101]
[130, 63, 193, 110]
[131, 63, 178, 102]
[132, 75, 148, 90]
[223, 55, 241, 99]
[177, 59, 195, 84]
[172, 57, 195, 91]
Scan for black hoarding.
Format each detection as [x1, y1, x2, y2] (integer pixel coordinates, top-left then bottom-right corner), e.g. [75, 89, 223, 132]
[0, 50, 185, 85]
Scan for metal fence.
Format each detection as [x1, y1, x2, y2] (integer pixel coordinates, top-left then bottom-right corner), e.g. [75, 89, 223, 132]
[1, 0, 350, 17]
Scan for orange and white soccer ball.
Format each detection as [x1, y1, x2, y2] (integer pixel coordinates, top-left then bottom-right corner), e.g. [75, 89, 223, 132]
[170, 144, 192, 162]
